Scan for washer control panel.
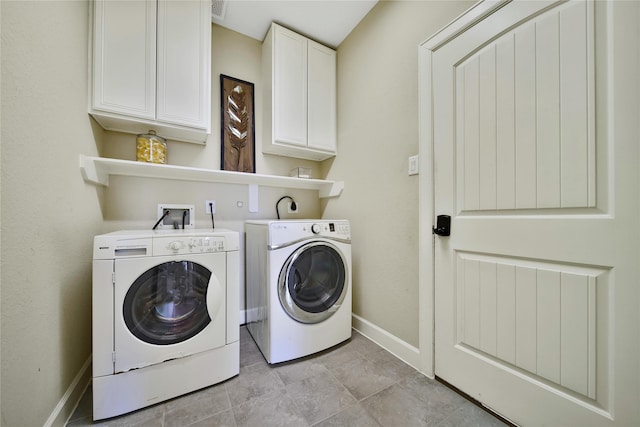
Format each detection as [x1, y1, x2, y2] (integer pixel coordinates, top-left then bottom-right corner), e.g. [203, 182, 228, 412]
[93, 229, 239, 259]
[154, 236, 226, 255]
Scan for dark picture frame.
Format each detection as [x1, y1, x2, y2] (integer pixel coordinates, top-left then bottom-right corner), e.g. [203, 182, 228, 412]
[220, 74, 255, 173]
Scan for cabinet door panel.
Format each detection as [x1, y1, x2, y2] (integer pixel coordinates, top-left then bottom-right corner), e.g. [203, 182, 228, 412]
[274, 27, 308, 147]
[307, 41, 337, 152]
[92, 0, 156, 119]
[156, 0, 211, 131]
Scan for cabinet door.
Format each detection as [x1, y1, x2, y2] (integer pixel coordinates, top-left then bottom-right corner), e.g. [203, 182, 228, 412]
[156, 0, 211, 131]
[307, 41, 337, 153]
[274, 26, 308, 147]
[92, 0, 156, 120]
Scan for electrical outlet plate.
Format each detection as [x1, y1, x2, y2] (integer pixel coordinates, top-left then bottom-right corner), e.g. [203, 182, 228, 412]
[156, 204, 195, 229]
[205, 200, 216, 214]
[288, 201, 298, 214]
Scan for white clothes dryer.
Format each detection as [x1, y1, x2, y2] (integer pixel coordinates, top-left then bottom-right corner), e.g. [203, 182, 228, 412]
[245, 220, 352, 364]
[92, 229, 239, 420]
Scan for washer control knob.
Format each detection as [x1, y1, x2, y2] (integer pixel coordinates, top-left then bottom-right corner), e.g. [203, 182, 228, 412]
[311, 224, 321, 234]
[169, 241, 182, 251]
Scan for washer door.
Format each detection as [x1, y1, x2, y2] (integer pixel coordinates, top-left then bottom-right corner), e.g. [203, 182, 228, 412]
[123, 261, 216, 345]
[278, 241, 348, 324]
[114, 253, 226, 373]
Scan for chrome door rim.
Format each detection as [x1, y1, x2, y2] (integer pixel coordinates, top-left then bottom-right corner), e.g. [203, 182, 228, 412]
[278, 241, 348, 324]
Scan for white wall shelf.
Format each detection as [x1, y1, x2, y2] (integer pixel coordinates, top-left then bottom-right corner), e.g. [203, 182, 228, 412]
[79, 155, 343, 198]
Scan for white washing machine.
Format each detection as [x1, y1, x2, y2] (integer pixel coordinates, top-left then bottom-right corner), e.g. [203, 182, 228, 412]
[92, 229, 239, 420]
[245, 220, 352, 364]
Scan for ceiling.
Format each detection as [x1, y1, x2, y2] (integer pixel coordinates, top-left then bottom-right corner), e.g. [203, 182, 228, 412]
[211, 0, 379, 49]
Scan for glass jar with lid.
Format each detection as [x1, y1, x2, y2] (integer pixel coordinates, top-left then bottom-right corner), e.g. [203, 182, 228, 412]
[136, 130, 167, 164]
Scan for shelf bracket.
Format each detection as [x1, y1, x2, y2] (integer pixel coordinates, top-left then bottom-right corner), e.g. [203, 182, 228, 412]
[319, 181, 344, 198]
[79, 155, 109, 186]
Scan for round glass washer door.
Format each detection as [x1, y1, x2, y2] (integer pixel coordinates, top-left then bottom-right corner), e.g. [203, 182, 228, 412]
[278, 241, 348, 324]
[123, 260, 215, 345]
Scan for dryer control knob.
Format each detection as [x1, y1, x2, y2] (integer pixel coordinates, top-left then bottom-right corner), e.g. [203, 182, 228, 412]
[311, 224, 321, 234]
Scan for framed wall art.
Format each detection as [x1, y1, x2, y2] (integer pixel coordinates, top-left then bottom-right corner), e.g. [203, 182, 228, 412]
[220, 74, 255, 173]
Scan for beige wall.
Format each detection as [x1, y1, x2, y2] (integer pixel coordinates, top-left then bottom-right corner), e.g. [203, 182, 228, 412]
[0, 0, 474, 423]
[1, 1, 103, 425]
[322, 0, 474, 347]
[0, 7, 323, 426]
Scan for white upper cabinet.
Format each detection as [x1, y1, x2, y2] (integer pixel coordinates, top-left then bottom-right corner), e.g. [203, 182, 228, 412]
[90, 0, 211, 143]
[307, 41, 337, 153]
[263, 23, 337, 161]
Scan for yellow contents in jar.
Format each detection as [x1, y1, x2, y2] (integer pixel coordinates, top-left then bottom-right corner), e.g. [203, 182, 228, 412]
[136, 133, 167, 164]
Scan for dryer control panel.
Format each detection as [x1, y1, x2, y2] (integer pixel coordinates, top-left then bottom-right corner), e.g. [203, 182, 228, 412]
[305, 222, 350, 237]
[268, 220, 351, 246]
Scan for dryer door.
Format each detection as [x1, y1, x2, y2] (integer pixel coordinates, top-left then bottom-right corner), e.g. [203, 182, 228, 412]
[278, 241, 348, 324]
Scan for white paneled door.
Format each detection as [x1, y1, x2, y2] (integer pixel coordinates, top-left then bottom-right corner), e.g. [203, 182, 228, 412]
[425, 0, 639, 425]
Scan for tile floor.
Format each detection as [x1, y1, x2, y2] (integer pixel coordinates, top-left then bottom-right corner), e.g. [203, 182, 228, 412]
[67, 327, 509, 427]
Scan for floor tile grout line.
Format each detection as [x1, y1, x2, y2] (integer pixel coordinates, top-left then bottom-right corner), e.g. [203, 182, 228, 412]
[281, 386, 313, 427]
[67, 327, 509, 427]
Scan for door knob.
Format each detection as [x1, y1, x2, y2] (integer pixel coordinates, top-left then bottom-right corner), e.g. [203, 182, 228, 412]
[432, 215, 451, 236]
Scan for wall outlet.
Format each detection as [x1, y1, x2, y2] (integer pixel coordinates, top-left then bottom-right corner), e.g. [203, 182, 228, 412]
[206, 200, 216, 214]
[288, 201, 298, 214]
[157, 204, 195, 229]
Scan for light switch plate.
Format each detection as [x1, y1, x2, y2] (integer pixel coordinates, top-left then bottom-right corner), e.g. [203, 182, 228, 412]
[248, 184, 259, 213]
[408, 155, 419, 175]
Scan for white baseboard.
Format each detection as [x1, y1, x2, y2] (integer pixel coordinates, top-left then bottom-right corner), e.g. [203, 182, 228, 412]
[352, 314, 421, 369]
[44, 356, 92, 427]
